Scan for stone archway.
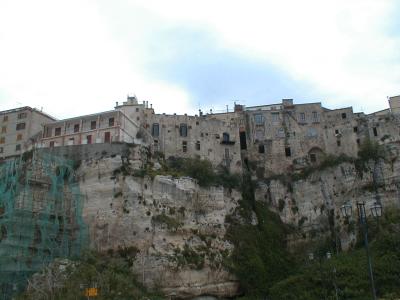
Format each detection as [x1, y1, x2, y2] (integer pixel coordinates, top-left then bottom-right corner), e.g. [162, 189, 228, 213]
[308, 147, 324, 164]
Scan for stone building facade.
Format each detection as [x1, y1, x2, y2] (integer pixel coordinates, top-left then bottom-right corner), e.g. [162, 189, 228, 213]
[3, 95, 400, 177]
[143, 95, 400, 176]
[240, 96, 400, 176]
[146, 111, 243, 173]
[0, 107, 55, 159]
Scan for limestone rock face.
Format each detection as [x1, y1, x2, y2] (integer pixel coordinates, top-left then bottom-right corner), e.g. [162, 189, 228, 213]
[76, 143, 400, 299]
[79, 155, 240, 299]
[256, 155, 400, 250]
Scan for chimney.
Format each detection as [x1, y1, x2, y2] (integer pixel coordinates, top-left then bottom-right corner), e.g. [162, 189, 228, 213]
[234, 104, 243, 112]
[116, 101, 118, 107]
[282, 99, 294, 107]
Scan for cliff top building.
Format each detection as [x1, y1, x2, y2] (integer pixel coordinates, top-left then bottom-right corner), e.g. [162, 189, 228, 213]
[0, 106, 55, 159]
[2, 95, 400, 177]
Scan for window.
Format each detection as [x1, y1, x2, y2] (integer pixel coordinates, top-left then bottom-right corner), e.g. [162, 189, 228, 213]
[310, 153, 317, 163]
[353, 126, 358, 133]
[16, 134, 22, 141]
[136, 117, 140, 121]
[153, 140, 159, 151]
[356, 138, 360, 145]
[299, 113, 306, 122]
[1, 126, 6, 133]
[45, 127, 52, 138]
[182, 141, 187, 152]
[15, 144, 21, 151]
[337, 140, 341, 146]
[255, 130, 264, 141]
[335, 129, 339, 134]
[109, 117, 115, 127]
[18, 112, 27, 119]
[55, 127, 61, 136]
[68, 138, 74, 145]
[3, 115, 8, 122]
[271, 112, 279, 123]
[135, 108, 139, 112]
[152, 123, 160, 137]
[49, 141, 55, 148]
[104, 132, 111, 143]
[285, 147, 291, 157]
[258, 144, 265, 153]
[225, 148, 230, 159]
[341, 113, 347, 119]
[312, 111, 318, 122]
[0, 137, 4, 144]
[0, 147, 3, 153]
[90, 121, 96, 130]
[254, 114, 264, 125]
[74, 124, 80, 133]
[277, 128, 285, 138]
[16, 123, 26, 130]
[179, 123, 188, 137]
[306, 128, 317, 137]
[222, 132, 230, 142]
[196, 141, 200, 150]
[86, 135, 92, 144]
[373, 127, 378, 137]
[239, 131, 247, 150]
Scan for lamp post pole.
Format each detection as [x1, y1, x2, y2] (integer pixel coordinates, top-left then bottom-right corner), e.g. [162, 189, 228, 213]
[357, 201, 377, 300]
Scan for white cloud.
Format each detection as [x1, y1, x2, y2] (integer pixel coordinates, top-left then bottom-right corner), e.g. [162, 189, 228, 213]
[0, 0, 399, 117]
[126, 0, 400, 112]
[0, 0, 192, 117]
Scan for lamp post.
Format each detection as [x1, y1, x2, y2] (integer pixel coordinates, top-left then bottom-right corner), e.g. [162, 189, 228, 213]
[340, 201, 382, 300]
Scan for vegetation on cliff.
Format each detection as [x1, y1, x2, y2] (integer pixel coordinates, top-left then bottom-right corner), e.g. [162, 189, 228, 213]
[133, 154, 241, 188]
[17, 247, 163, 300]
[268, 209, 400, 300]
[224, 171, 294, 297]
[227, 154, 400, 300]
[263, 139, 387, 189]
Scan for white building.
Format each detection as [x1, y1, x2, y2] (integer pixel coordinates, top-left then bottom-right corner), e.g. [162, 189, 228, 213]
[40, 109, 140, 148]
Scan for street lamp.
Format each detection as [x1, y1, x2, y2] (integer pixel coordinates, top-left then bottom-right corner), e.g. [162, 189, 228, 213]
[370, 202, 382, 218]
[340, 202, 352, 218]
[340, 201, 382, 300]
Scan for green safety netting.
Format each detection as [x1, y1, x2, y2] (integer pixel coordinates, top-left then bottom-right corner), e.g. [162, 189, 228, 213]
[0, 150, 88, 298]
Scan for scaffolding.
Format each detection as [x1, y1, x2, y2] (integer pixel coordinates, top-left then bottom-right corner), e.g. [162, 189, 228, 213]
[0, 151, 88, 298]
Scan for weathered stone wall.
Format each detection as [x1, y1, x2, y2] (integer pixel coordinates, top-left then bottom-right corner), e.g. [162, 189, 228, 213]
[242, 101, 400, 177]
[38, 143, 133, 162]
[148, 113, 243, 173]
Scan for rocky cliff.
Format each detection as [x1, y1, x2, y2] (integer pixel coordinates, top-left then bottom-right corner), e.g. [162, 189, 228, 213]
[1, 141, 400, 299]
[79, 153, 240, 298]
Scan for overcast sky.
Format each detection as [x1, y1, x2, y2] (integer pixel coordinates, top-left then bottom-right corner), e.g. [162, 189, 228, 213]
[0, 0, 399, 119]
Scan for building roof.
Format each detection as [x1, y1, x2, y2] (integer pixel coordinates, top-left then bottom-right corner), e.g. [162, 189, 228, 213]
[45, 109, 117, 124]
[0, 106, 56, 121]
